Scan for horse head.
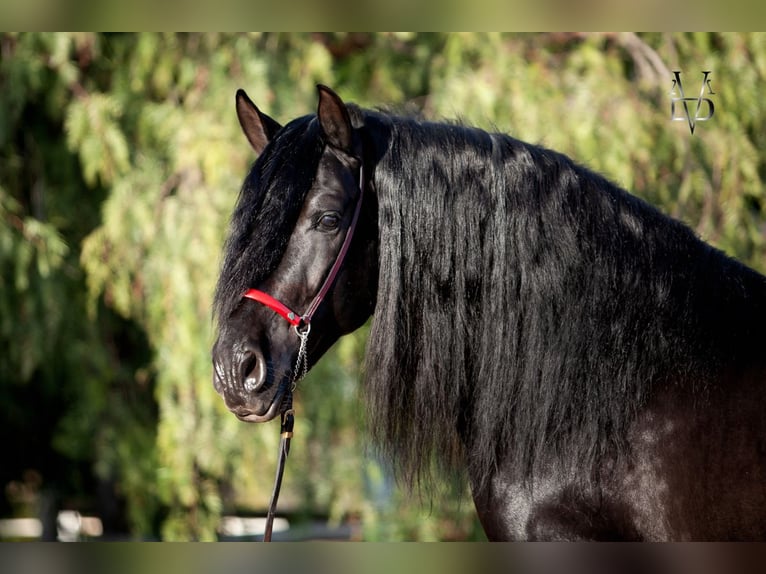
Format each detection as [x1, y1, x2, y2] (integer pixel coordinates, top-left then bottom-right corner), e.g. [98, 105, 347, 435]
[212, 86, 377, 422]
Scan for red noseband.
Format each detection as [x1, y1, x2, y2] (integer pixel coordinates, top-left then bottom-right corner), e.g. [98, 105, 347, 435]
[243, 162, 365, 330]
[243, 288, 303, 326]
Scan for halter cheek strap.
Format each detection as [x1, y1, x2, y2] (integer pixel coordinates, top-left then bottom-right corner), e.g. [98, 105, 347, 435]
[242, 163, 365, 331]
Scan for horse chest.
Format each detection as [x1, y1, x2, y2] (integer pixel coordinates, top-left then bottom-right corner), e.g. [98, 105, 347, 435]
[473, 468, 669, 541]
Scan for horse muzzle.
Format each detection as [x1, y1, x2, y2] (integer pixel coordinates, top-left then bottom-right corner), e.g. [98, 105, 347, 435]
[230, 396, 285, 423]
[212, 339, 289, 423]
[214, 381, 287, 423]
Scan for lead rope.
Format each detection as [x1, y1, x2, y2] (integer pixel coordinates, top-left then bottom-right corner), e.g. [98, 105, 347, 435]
[262, 399, 293, 542]
[262, 324, 310, 542]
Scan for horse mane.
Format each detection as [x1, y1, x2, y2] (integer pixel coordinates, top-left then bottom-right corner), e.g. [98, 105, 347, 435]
[360, 110, 766, 492]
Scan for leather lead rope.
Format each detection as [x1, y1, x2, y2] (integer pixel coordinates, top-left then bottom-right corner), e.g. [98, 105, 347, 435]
[263, 396, 294, 542]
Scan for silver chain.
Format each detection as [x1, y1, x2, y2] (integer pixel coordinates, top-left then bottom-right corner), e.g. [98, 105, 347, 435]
[291, 323, 310, 391]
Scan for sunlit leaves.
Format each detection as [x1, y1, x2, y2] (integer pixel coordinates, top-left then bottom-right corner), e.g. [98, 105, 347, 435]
[65, 93, 130, 187]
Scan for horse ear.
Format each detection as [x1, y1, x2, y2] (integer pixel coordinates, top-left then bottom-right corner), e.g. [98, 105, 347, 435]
[316, 84, 353, 154]
[235, 89, 282, 154]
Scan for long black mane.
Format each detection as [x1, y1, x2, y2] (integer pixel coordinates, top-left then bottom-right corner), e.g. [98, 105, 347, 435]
[360, 109, 766, 492]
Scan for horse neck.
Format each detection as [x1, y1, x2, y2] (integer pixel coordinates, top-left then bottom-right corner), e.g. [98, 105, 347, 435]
[363, 114, 766, 489]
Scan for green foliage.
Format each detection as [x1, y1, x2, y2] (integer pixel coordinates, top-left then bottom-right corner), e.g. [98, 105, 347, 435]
[0, 189, 68, 381]
[2, 33, 765, 540]
[65, 93, 130, 187]
[0, 33, 157, 538]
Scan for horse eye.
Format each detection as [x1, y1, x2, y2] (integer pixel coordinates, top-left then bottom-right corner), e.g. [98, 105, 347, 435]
[317, 213, 341, 231]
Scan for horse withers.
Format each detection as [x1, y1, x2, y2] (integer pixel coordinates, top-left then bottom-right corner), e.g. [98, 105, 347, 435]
[212, 85, 766, 540]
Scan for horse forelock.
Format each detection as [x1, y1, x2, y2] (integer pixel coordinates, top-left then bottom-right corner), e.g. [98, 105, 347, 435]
[214, 115, 323, 326]
[361, 110, 740, 495]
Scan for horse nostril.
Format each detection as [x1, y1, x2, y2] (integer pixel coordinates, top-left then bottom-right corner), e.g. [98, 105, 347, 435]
[242, 347, 267, 393]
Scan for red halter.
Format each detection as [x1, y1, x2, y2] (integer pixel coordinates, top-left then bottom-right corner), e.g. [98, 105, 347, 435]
[243, 163, 365, 331]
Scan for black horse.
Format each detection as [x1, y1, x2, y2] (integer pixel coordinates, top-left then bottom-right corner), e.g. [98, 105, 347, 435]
[212, 85, 766, 540]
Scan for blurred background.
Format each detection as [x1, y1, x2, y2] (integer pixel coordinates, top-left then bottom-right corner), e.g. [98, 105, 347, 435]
[1, 32, 765, 541]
